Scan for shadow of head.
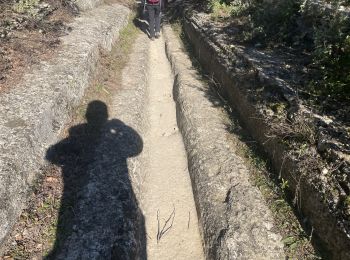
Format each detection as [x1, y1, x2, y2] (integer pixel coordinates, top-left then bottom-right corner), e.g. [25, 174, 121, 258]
[46, 99, 143, 165]
[84, 100, 143, 159]
[85, 100, 109, 129]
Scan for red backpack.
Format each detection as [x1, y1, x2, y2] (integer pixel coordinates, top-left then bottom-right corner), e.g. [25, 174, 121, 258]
[147, 0, 160, 4]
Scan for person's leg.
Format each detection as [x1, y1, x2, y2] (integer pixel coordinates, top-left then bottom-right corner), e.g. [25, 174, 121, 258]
[154, 5, 161, 36]
[147, 5, 155, 38]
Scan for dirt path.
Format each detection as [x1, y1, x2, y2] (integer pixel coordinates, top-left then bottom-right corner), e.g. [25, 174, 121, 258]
[140, 37, 204, 259]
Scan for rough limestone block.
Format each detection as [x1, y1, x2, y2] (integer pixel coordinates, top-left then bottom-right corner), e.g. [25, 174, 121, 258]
[163, 25, 285, 260]
[75, 0, 104, 11]
[0, 4, 130, 250]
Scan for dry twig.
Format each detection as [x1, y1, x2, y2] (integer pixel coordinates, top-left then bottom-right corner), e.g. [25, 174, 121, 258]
[156, 206, 176, 243]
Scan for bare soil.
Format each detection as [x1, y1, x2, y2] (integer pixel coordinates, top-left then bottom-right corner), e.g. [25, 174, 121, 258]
[0, 0, 76, 92]
[141, 36, 204, 259]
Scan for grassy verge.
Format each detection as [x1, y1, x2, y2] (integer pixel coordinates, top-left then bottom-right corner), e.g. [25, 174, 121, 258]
[226, 117, 323, 259]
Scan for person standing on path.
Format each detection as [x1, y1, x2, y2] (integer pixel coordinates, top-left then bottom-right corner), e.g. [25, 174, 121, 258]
[143, 0, 162, 40]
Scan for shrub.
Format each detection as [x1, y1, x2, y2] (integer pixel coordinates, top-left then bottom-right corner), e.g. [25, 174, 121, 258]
[302, 0, 350, 98]
[206, 0, 350, 100]
[208, 0, 235, 19]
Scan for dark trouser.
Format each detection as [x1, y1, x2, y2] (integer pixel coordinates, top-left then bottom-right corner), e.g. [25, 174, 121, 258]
[147, 4, 161, 38]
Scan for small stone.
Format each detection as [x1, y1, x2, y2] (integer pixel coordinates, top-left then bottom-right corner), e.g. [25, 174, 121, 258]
[322, 168, 328, 175]
[14, 233, 23, 241]
[46, 176, 57, 183]
[22, 229, 29, 238]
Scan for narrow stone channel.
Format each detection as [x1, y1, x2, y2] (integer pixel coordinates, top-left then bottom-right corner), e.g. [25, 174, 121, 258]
[140, 36, 204, 259]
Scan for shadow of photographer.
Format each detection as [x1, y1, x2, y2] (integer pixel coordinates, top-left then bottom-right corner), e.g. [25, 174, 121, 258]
[45, 100, 146, 259]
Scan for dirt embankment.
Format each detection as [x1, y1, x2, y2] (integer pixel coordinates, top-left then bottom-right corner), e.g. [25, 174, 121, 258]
[175, 2, 350, 259]
[0, 2, 130, 256]
[0, 0, 78, 92]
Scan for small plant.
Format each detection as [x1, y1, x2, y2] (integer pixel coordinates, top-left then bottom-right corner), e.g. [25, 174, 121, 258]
[268, 116, 316, 147]
[281, 178, 289, 191]
[209, 0, 235, 19]
[345, 196, 350, 206]
[296, 143, 309, 158]
[229, 1, 249, 17]
[13, 0, 40, 14]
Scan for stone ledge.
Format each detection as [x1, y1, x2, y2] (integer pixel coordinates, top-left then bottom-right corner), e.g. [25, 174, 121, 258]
[181, 11, 350, 259]
[163, 25, 285, 259]
[75, 0, 104, 11]
[0, 3, 130, 250]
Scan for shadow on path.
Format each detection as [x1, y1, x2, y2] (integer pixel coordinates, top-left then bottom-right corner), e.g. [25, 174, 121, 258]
[45, 100, 146, 259]
[133, 6, 150, 38]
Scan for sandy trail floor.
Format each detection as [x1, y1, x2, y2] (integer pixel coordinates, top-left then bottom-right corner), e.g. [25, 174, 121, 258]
[140, 36, 204, 260]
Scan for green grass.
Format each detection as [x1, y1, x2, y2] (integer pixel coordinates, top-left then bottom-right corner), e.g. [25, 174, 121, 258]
[13, 0, 40, 14]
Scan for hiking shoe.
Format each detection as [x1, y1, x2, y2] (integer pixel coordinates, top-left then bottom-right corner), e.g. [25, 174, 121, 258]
[155, 32, 160, 39]
[150, 36, 155, 41]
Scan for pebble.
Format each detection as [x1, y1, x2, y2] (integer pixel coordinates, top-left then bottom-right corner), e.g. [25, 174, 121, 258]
[14, 233, 23, 241]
